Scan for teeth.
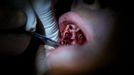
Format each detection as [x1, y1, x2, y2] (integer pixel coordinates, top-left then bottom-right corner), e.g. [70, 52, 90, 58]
[60, 21, 87, 45]
[44, 45, 54, 57]
[44, 45, 55, 50]
[60, 22, 82, 45]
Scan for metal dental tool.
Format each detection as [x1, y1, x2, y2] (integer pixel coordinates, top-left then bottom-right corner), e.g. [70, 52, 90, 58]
[32, 32, 60, 48]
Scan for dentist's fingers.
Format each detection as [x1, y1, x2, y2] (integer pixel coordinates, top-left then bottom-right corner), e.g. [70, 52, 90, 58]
[0, 10, 26, 29]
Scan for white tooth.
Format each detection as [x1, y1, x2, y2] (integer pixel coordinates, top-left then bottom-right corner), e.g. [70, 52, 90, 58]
[44, 45, 55, 50]
[70, 30, 75, 39]
[71, 40, 76, 45]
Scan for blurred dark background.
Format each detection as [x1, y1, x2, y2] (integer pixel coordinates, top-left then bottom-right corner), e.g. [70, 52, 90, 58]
[0, 0, 128, 75]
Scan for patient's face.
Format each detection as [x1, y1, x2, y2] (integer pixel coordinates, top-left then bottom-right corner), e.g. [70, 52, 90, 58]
[44, 0, 118, 75]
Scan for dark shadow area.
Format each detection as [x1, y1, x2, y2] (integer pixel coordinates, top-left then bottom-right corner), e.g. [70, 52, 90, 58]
[54, 0, 73, 19]
[0, 0, 128, 75]
[0, 37, 40, 75]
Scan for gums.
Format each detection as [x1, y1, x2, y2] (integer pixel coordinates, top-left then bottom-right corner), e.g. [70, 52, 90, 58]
[60, 21, 86, 45]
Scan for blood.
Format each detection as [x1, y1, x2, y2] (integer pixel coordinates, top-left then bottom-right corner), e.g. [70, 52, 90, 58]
[60, 21, 86, 45]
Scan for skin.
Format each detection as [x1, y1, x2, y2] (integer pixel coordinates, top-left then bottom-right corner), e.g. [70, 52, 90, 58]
[36, 0, 117, 75]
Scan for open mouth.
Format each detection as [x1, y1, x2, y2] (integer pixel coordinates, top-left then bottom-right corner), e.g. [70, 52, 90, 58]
[59, 13, 86, 45]
[54, 0, 89, 46]
[59, 16, 87, 46]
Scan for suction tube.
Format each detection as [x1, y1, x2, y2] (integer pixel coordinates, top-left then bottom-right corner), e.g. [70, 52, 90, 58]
[31, 0, 59, 42]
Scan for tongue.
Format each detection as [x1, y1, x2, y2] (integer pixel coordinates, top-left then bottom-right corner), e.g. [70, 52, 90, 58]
[58, 12, 91, 45]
